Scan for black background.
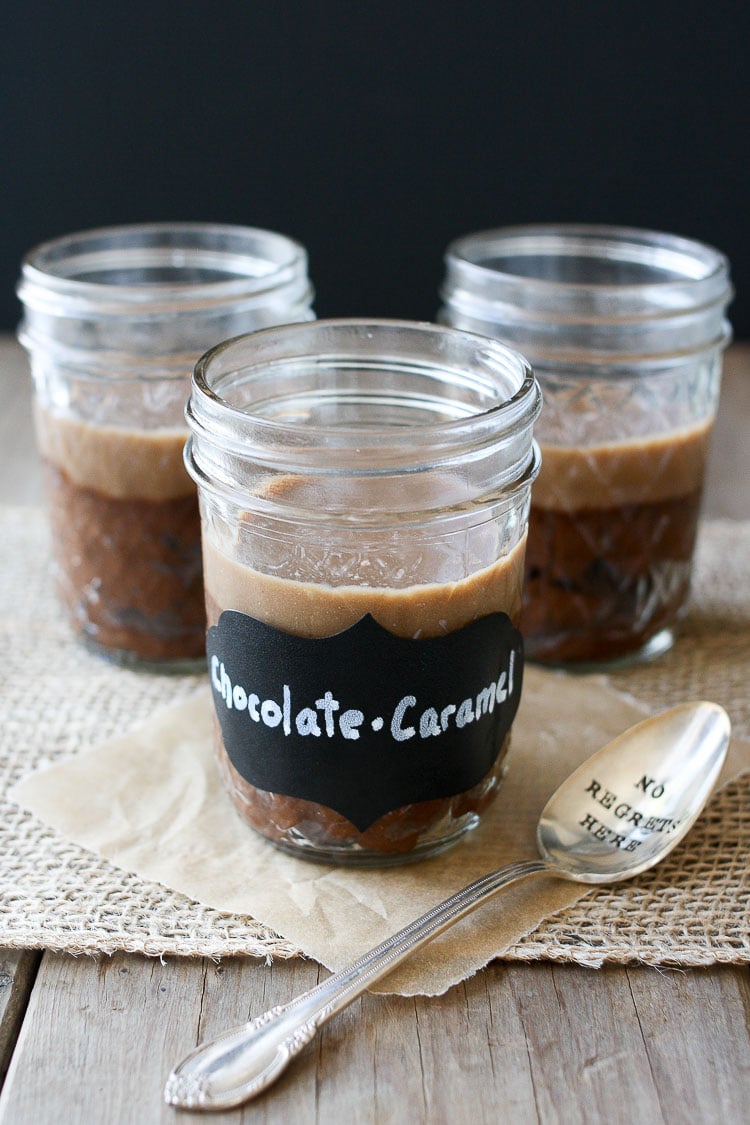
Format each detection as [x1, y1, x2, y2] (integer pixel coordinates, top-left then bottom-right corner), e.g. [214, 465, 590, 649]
[2, 2, 748, 335]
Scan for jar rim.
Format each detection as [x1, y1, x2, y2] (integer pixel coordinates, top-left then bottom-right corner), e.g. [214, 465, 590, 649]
[186, 319, 541, 522]
[440, 224, 733, 361]
[17, 222, 311, 316]
[443, 223, 731, 296]
[189, 318, 541, 465]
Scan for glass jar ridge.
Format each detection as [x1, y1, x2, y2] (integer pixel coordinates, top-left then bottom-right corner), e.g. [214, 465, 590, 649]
[187, 318, 541, 514]
[441, 223, 733, 362]
[186, 319, 541, 864]
[18, 222, 314, 369]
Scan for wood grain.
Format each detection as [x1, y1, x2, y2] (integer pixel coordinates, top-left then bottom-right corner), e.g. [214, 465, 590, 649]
[1, 953, 749, 1124]
[0, 952, 41, 1089]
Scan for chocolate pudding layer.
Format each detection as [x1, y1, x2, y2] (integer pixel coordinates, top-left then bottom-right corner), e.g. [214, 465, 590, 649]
[523, 421, 711, 663]
[35, 406, 204, 662]
[203, 522, 527, 860]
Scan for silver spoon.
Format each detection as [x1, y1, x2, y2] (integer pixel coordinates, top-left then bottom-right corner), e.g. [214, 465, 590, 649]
[165, 700, 730, 1112]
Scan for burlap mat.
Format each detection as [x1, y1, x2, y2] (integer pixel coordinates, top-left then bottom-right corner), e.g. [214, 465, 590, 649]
[1, 506, 748, 968]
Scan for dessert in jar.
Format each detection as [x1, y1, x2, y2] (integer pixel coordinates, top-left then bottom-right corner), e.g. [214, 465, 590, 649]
[440, 224, 733, 666]
[17, 223, 314, 668]
[186, 319, 541, 864]
[33, 403, 203, 663]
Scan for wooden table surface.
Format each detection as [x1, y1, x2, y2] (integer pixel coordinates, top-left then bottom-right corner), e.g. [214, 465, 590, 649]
[0, 335, 748, 1125]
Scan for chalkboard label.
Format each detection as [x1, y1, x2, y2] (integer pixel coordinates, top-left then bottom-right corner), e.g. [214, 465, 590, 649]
[207, 611, 523, 831]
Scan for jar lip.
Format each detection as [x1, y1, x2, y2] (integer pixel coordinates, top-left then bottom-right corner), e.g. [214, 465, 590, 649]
[444, 223, 731, 296]
[17, 222, 310, 315]
[190, 318, 541, 457]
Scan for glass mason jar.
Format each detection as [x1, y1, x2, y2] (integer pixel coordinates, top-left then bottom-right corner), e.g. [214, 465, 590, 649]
[17, 222, 314, 669]
[440, 224, 733, 667]
[186, 319, 541, 864]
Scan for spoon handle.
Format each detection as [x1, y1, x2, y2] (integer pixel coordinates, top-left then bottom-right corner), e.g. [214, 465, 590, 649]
[164, 858, 547, 1111]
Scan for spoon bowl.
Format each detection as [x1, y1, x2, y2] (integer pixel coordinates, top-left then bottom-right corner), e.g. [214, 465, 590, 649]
[538, 700, 730, 882]
[165, 700, 731, 1111]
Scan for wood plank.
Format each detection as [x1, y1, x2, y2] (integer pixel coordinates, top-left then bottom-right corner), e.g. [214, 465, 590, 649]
[0, 951, 41, 1090]
[411, 965, 537, 1124]
[3, 951, 750, 1124]
[626, 965, 750, 1123]
[503, 962, 665, 1125]
[179, 955, 324, 1124]
[0, 951, 206, 1125]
